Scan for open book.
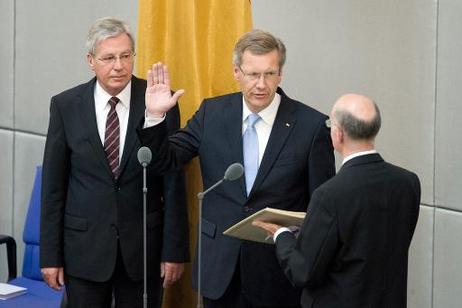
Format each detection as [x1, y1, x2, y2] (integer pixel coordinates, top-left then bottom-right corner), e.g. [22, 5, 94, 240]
[0, 282, 27, 300]
[223, 207, 306, 244]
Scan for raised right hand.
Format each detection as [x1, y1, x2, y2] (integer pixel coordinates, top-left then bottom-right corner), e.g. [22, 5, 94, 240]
[145, 62, 185, 118]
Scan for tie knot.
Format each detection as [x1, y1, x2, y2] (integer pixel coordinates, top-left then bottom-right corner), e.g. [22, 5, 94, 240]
[108, 97, 120, 108]
[247, 113, 260, 128]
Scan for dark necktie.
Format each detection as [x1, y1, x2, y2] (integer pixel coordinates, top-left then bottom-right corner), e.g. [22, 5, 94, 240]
[104, 97, 120, 178]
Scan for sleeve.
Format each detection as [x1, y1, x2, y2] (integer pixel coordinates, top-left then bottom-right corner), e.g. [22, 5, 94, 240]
[275, 189, 338, 289]
[160, 103, 190, 262]
[138, 99, 206, 174]
[40, 97, 70, 268]
[308, 116, 336, 196]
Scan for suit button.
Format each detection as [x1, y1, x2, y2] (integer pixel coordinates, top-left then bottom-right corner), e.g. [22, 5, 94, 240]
[117, 186, 121, 191]
[243, 206, 251, 213]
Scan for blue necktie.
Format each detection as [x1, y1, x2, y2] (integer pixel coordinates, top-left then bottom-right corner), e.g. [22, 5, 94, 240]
[243, 113, 261, 195]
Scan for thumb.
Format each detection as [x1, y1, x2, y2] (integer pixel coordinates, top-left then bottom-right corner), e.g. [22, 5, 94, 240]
[58, 268, 64, 286]
[171, 89, 185, 104]
[160, 262, 165, 278]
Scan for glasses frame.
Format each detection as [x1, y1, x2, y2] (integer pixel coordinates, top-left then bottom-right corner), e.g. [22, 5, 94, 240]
[238, 66, 280, 83]
[95, 51, 136, 65]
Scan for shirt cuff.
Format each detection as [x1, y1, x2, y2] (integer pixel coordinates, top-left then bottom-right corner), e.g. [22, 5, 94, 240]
[273, 227, 292, 242]
[144, 111, 165, 128]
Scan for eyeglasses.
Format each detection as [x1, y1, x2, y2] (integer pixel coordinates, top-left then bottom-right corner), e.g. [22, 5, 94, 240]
[325, 118, 331, 128]
[238, 66, 280, 82]
[95, 52, 136, 65]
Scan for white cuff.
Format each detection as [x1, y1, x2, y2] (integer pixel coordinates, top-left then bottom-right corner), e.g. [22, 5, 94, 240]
[273, 227, 291, 242]
[144, 112, 165, 128]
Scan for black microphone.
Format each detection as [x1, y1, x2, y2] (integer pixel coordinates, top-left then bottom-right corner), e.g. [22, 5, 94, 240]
[137, 146, 152, 167]
[137, 146, 152, 308]
[196, 162, 243, 308]
[198, 163, 244, 198]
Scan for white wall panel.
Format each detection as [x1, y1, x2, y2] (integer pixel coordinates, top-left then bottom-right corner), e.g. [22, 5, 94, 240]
[435, 0, 462, 211]
[433, 208, 462, 308]
[0, 0, 14, 128]
[408, 205, 434, 308]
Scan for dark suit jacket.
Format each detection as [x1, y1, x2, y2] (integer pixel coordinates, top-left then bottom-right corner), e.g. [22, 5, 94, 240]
[275, 153, 421, 308]
[140, 88, 335, 306]
[40, 76, 189, 282]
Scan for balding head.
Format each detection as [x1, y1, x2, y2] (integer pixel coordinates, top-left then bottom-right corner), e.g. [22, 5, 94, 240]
[332, 93, 381, 141]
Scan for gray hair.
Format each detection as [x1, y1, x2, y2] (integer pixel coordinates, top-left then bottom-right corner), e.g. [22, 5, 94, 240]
[232, 29, 286, 68]
[335, 102, 381, 140]
[86, 17, 135, 55]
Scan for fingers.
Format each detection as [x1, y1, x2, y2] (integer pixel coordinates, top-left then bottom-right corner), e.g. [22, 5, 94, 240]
[161, 263, 185, 289]
[58, 268, 65, 286]
[152, 62, 161, 85]
[147, 68, 153, 87]
[160, 262, 165, 278]
[149, 62, 171, 86]
[163, 64, 170, 87]
[41, 267, 64, 290]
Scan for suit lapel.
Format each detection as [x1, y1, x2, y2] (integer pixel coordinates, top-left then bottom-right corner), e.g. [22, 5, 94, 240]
[78, 78, 114, 178]
[119, 77, 145, 178]
[222, 93, 247, 198]
[249, 91, 296, 198]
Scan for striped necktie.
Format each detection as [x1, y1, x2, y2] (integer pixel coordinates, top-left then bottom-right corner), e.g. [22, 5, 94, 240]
[104, 97, 120, 178]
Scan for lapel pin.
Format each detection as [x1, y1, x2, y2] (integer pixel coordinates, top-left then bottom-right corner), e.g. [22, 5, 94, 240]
[285, 123, 290, 127]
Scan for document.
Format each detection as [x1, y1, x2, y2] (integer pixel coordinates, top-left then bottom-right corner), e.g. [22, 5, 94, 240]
[223, 207, 306, 244]
[0, 282, 27, 300]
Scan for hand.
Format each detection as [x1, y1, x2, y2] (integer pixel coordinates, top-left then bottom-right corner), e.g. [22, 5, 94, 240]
[252, 220, 282, 237]
[145, 62, 185, 118]
[160, 262, 185, 288]
[41, 267, 64, 290]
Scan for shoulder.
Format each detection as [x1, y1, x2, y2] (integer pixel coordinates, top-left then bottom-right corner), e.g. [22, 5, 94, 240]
[278, 87, 328, 121]
[51, 78, 95, 104]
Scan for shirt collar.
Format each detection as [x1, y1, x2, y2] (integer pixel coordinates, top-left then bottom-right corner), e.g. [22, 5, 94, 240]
[242, 93, 281, 126]
[94, 80, 131, 111]
[342, 149, 378, 165]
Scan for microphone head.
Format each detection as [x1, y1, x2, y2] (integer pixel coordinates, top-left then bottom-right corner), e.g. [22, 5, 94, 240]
[137, 146, 152, 167]
[223, 163, 244, 181]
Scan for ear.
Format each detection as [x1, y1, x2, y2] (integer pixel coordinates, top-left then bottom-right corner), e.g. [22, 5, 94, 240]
[87, 53, 96, 71]
[233, 65, 240, 81]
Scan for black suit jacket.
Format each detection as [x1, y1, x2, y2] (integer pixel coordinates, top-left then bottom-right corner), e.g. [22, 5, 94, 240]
[275, 153, 421, 308]
[40, 76, 189, 282]
[140, 88, 335, 306]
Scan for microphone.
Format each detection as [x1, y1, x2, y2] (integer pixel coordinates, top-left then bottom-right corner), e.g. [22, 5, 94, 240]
[198, 163, 244, 198]
[137, 146, 152, 167]
[137, 146, 152, 308]
[223, 162, 244, 181]
[196, 162, 243, 308]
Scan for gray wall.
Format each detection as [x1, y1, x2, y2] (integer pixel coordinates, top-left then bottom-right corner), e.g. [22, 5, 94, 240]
[1, 1, 461, 307]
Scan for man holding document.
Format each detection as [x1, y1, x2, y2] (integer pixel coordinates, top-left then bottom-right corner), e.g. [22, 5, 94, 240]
[254, 93, 421, 308]
[141, 29, 335, 307]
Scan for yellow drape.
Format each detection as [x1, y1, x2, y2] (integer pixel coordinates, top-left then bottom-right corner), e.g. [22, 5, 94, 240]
[136, 1, 252, 307]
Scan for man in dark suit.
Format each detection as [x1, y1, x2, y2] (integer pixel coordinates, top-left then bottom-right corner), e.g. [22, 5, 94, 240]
[139, 30, 336, 307]
[40, 17, 189, 307]
[254, 93, 421, 308]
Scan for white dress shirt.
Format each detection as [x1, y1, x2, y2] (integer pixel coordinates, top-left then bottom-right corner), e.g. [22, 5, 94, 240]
[242, 93, 281, 164]
[94, 80, 131, 163]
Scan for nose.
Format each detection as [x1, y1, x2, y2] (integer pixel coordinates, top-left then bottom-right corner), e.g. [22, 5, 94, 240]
[255, 74, 266, 88]
[113, 57, 123, 69]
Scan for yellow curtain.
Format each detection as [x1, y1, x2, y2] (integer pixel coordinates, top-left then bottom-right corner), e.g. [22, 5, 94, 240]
[136, 1, 252, 307]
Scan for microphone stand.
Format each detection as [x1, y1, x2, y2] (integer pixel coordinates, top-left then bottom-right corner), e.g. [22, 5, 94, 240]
[142, 164, 148, 308]
[196, 179, 223, 308]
